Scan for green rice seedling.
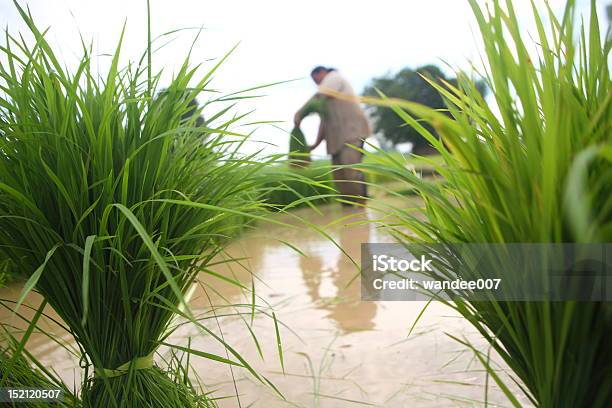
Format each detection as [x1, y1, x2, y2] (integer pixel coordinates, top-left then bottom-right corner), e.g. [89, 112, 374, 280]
[288, 127, 311, 166]
[262, 151, 424, 210]
[361, 0, 611, 406]
[0, 2, 281, 407]
[262, 160, 336, 209]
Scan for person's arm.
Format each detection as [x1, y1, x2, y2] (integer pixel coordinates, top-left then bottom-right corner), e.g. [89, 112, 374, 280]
[294, 94, 327, 127]
[294, 95, 315, 127]
[309, 121, 325, 151]
[293, 110, 303, 128]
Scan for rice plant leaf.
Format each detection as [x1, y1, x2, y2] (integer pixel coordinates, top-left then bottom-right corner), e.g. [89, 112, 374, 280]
[196, 267, 248, 290]
[447, 333, 523, 408]
[272, 312, 285, 374]
[0, 182, 45, 220]
[159, 342, 243, 367]
[407, 296, 433, 338]
[14, 244, 60, 313]
[113, 203, 187, 312]
[81, 234, 96, 326]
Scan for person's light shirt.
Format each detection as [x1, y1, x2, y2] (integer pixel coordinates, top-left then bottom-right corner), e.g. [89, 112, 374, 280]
[318, 71, 356, 97]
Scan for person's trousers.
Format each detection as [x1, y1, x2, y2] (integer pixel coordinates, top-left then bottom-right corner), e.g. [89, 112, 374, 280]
[331, 142, 367, 204]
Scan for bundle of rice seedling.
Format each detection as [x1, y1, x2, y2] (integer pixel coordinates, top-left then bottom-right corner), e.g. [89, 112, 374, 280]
[288, 126, 311, 167]
[362, 0, 611, 406]
[288, 96, 328, 167]
[0, 3, 276, 407]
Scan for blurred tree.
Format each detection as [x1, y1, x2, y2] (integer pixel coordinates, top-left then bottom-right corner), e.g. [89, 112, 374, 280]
[363, 65, 486, 155]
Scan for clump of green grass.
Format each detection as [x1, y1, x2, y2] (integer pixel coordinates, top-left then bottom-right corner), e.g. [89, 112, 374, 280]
[362, 0, 611, 406]
[0, 2, 279, 407]
[262, 152, 426, 209]
[262, 161, 336, 209]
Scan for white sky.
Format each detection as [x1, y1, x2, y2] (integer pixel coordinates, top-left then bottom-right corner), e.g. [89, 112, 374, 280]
[0, 0, 607, 157]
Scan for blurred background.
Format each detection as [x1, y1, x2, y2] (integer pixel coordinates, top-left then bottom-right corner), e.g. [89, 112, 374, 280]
[0, 0, 607, 157]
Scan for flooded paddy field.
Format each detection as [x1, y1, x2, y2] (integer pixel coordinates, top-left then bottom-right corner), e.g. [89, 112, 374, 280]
[1, 202, 529, 407]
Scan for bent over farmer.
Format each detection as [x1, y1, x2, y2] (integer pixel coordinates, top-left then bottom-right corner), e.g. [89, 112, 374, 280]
[294, 66, 371, 205]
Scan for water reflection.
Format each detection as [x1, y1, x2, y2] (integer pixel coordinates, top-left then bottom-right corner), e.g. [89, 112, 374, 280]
[301, 207, 377, 332]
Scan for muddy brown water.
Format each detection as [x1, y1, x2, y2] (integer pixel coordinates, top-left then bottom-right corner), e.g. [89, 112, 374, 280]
[0, 201, 531, 407]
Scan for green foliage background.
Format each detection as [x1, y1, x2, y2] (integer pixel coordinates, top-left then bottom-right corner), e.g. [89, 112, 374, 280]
[363, 65, 486, 153]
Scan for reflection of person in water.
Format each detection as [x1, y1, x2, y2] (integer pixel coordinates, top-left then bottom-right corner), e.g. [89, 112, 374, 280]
[300, 208, 377, 332]
[300, 254, 324, 305]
